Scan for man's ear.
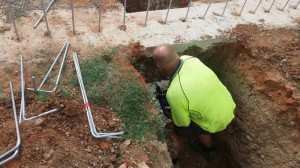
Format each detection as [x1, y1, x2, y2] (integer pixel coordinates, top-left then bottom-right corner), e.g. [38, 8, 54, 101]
[156, 63, 163, 72]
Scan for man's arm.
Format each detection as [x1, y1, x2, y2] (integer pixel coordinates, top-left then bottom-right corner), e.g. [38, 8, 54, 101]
[168, 98, 190, 127]
[157, 95, 172, 119]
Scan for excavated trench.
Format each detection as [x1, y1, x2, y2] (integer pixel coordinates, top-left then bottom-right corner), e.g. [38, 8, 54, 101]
[132, 42, 257, 167]
[119, 0, 189, 13]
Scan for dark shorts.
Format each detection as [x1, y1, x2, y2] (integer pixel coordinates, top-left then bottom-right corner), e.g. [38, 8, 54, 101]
[174, 121, 210, 137]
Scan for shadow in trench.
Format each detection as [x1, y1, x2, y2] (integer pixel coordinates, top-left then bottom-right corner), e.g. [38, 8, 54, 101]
[118, 0, 190, 13]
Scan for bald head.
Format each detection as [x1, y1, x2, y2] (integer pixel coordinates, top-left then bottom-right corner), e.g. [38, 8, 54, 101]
[153, 44, 180, 76]
[153, 44, 179, 66]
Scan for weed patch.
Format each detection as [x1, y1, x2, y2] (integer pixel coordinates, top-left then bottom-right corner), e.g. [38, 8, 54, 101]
[5, 1, 30, 20]
[59, 89, 73, 100]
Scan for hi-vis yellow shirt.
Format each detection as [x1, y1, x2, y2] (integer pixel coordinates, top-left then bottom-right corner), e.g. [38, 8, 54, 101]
[166, 55, 236, 133]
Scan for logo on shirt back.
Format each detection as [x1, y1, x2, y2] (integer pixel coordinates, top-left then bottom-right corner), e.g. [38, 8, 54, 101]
[189, 110, 202, 119]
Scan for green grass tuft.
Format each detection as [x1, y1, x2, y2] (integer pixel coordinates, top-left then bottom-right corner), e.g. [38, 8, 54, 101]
[34, 92, 50, 102]
[60, 89, 73, 100]
[81, 56, 109, 86]
[110, 82, 151, 139]
[77, 49, 164, 140]
[3, 67, 13, 74]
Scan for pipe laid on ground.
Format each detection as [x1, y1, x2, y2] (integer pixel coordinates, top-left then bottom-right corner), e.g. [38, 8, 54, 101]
[73, 52, 123, 138]
[0, 149, 19, 166]
[37, 41, 67, 90]
[27, 41, 68, 93]
[19, 55, 58, 123]
[73, 53, 123, 138]
[0, 82, 21, 166]
[39, 42, 69, 93]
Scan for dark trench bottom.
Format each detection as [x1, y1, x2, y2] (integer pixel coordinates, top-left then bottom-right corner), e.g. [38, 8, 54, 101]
[118, 0, 190, 13]
[132, 42, 250, 167]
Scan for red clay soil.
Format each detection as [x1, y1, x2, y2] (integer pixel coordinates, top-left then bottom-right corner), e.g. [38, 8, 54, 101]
[116, 43, 149, 90]
[230, 24, 300, 124]
[0, 96, 123, 168]
[209, 25, 300, 167]
[127, 43, 144, 61]
[122, 27, 300, 167]
[0, 45, 171, 168]
[160, 25, 300, 168]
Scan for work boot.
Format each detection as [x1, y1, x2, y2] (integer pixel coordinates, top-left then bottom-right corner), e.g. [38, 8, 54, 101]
[202, 146, 217, 160]
[189, 140, 217, 161]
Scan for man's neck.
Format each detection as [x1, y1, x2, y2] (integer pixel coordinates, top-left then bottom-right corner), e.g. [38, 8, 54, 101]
[169, 60, 182, 81]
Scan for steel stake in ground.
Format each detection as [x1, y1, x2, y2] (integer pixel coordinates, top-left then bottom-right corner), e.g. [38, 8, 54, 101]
[32, 76, 37, 93]
[71, 0, 75, 34]
[165, 0, 173, 23]
[200, 0, 213, 19]
[98, 0, 102, 31]
[278, 0, 290, 11]
[264, 0, 275, 12]
[145, 0, 151, 26]
[6, 0, 20, 40]
[249, 0, 263, 14]
[183, 0, 192, 22]
[34, 0, 56, 28]
[40, 0, 51, 34]
[213, 0, 228, 17]
[291, 0, 300, 9]
[122, 0, 126, 31]
[239, 0, 248, 16]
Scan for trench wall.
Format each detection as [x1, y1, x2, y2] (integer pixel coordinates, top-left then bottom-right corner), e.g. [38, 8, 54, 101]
[192, 43, 300, 167]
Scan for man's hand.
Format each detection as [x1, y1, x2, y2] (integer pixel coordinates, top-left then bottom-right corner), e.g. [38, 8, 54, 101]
[156, 81, 172, 119]
[163, 106, 172, 119]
